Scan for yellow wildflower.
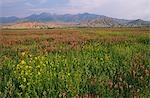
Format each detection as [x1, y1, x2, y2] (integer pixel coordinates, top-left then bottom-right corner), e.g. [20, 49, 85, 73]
[41, 56, 44, 60]
[27, 83, 30, 86]
[25, 72, 28, 75]
[21, 70, 24, 75]
[68, 73, 70, 76]
[35, 57, 38, 60]
[43, 64, 46, 67]
[28, 66, 32, 69]
[38, 72, 41, 75]
[20, 84, 26, 90]
[25, 65, 28, 69]
[21, 60, 26, 65]
[23, 78, 26, 82]
[16, 64, 20, 69]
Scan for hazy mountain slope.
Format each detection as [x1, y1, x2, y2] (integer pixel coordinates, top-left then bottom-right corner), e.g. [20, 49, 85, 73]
[79, 18, 150, 27]
[0, 13, 150, 27]
[0, 16, 20, 24]
[0, 13, 107, 24]
[126, 19, 150, 27]
[57, 13, 106, 23]
[23, 13, 57, 22]
[80, 18, 123, 27]
[22, 13, 106, 23]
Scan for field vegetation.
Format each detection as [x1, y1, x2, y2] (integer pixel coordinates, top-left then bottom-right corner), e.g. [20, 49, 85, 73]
[0, 28, 150, 97]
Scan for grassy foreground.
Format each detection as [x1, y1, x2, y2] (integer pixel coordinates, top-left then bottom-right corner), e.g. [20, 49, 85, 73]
[0, 28, 150, 97]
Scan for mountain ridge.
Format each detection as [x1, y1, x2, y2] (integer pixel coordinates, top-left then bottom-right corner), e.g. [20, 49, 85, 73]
[0, 13, 150, 27]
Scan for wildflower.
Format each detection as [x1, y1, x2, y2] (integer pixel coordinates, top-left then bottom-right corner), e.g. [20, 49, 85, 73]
[29, 54, 32, 57]
[20, 84, 26, 90]
[14, 71, 16, 74]
[20, 66, 23, 68]
[140, 76, 143, 80]
[21, 70, 24, 75]
[28, 66, 32, 69]
[137, 89, 140, 92]
[37, 65, 40, 68]
[25, 72, 28, 75]
[16, 64, 20, 69]
[40, 61, 43, 64]
[40, 68, 43, 72]
[38, 72, 41, 75]
[43, 64, 46, 67]
[68, 73, 70, 76]
[46, 61, 48, 64]
[30, 73, 33, 76]
[25, 65, 28, 69]
[21, 60, 26, 65]
[18, 76, 21, 79]
[100, 58, 103, 61]
[35, 57, 38, 60]
[21, 52, 26, 56]
[23, 78, 26, 82]
[41, 56, 44, 60]
[27, 83, 30, 86]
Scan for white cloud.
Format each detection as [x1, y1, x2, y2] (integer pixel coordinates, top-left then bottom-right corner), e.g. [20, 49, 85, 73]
[1, 0, 150, 20]
[66, 0, 150, 20]
[67, 0, 106, 12]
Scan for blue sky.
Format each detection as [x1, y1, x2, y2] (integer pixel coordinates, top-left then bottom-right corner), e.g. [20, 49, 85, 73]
[0, 0, 150, 20]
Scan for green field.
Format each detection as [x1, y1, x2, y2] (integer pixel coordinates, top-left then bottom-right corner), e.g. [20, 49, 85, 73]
[0, 28, 150, 98]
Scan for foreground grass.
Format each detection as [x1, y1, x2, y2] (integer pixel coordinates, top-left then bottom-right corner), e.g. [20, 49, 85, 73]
[0, 28, 150, 97]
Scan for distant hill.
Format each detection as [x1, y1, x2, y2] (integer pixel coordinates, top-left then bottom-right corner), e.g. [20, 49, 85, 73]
[125, 19, 150, 27]
[80, 18, 123, 27]
[0, 22, 76, 29]
[80, 18, 150, 27]
[0, 13, 150, 27]
[0, 16, 20, 24]
[0, 13, 106, 24]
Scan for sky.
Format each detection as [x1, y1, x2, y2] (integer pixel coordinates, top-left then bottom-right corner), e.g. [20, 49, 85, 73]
[0, 0, 150, 20]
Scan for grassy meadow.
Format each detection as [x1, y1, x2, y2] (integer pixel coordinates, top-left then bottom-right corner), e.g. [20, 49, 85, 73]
[0, 28, 150, 97]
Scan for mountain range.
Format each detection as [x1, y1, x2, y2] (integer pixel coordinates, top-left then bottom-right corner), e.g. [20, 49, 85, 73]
[0, 13, 150, 27]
